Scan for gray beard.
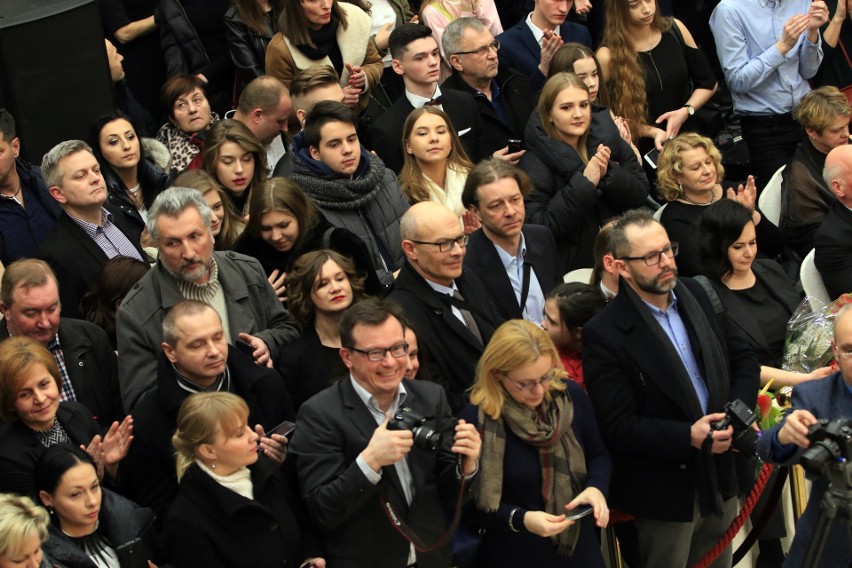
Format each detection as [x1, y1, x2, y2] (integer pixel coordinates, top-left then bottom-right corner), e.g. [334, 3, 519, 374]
[164, 259, 212, 284]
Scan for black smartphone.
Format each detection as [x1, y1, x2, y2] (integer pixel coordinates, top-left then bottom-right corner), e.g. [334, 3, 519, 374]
[565, 504, 594, 521]
[507, 139, 523, 153]
[265, 420, 296, 438]
[235, 338, 255, 358]
[115, 538, 152, 568]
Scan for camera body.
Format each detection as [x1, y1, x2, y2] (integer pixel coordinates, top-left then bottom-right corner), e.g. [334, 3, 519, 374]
[801, 418, 852, 474]
[711, 399, 759, 454]
[388, 407, 443, 452]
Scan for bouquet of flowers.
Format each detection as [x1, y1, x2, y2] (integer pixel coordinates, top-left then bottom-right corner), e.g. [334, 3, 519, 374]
[782, 293, 852, 374]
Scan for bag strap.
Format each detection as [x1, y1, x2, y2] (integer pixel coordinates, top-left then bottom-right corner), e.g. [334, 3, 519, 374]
[838, 37, 852, 71]
[693, 275, 724, 315]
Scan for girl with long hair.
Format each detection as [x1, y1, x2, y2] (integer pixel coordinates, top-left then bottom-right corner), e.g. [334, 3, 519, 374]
[202, 119, 269, 215]
[225, 0, 287, 81]
[173, 170, 246, 250]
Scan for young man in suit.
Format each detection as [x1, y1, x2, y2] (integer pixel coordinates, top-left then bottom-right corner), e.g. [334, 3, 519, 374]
[582, 209, 760, 568]
[497, 0, 592, 90]
[291, 297, 480, 568]
[815, 144, 852, 301]
[757, 305, 852, 568]
[369, 23, 486, 173]
[461, 158, 559, 322]
[36, 140, 145, 319]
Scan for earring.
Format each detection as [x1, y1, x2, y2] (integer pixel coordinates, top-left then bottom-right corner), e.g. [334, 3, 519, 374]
[678, 183, 684, 193]
[210, 462, 216, 470]
[48, 507, 55, 516]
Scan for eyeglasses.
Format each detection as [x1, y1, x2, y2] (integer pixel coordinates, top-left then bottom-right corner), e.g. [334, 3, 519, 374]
[410, 234, 470, 253]
[619, 242, 679, 266]
[350, 342, 409, 361]
[833, 344, 852, 359]
[502, 369, 557, 392]
[453, 40, 500, 57]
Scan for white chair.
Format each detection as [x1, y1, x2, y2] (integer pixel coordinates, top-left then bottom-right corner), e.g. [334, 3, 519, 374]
[563, 268, 594, 284]
[758, 165, 785, 227]
[652, 202, 668, 221]
[800, 249, 831, 307]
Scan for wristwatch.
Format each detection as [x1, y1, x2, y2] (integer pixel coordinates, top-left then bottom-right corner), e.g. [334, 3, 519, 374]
[684, 104, 695, 116]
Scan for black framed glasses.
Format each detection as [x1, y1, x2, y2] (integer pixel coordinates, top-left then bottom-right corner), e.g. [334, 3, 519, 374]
[453, 39, 500, 57]
[619, 242, 679, 266]
[350, 342, 409, 361]
[410, 234, 470, 253]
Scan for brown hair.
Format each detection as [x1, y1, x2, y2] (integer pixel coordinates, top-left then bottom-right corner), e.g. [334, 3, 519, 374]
[81, 257, 150, 343]
[460, 157, 532, 209]
[0, 259, 56, 307]
[0, 337, 61, 422]
[549, 43, 608, 106]
[243, 177, 317, 250]
[539, 72, 592, 163]
[160, 74, 208, 120]
[173, 170, 246, 250]
[398, 107, 473, 204]
[656, 132, 725, 202]
[278, 0, 349, 47]
[202, 119, 269, 214]
[285, 249, 366, 327]
[234, 0, 286, 36]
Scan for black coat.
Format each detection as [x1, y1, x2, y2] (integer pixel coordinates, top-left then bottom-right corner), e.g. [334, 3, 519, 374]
[0, 160, 61, 265]
[122, 349, 294, 521]
[814, 199, 852, 301]
[368, 89, 486, 173]
[387, 261, 503, 413]
[36, 205, 144, 319]
[0, 318, 123, 430]
[223, 5, 277, 80]
[519, 109, 650, 271]
[275, 327, 346, 410]
[162, 458, 318, 568]
[463, 224, 561, 321]
[0, 402, 99, 498]
[42, 488, 156, 568]
[441, 65, 536, 156]
[103, 158, 171, 228]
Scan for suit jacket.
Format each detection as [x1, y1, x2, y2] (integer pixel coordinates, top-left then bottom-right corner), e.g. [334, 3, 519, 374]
[814, 199, 852, 301]
[582, 278, 760, 522]
[368, 89, 486, 173]
[757, 372, 852, 568]
[441, 65, 536, 156]
[0, 319, 123, 430]
[290, 377, 473, 568]
[497, 19, 592, 90]
[0, 401, 99, 498]
[122, 349, 294, 521]
[388, 261, 504, 412]
[36, 205, 144, 319]
[463, 224, 560, 321]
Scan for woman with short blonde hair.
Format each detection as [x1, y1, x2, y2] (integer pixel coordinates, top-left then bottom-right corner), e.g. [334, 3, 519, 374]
[0, 493, 50, 568]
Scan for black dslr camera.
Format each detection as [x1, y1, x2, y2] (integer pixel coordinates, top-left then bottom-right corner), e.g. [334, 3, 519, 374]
[801, 418, 852, 474]
[388, 407, 443, 452]
[711, 399, 758, 454]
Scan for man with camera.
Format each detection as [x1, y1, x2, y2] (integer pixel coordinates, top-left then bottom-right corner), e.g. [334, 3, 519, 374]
[582, 210, 760, 568]
[757, 304, 852, 568]
[290, 297, 481, 568]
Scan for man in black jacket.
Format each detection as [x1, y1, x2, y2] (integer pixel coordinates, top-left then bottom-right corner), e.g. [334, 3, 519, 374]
[0, 259, 123, 430]
[815, 144, 852, 301]
[441, 18, 534, 162]
[122, 300, 294, 522]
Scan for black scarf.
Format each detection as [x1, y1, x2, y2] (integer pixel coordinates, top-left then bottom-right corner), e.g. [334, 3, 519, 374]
[296, 23, 343, 74]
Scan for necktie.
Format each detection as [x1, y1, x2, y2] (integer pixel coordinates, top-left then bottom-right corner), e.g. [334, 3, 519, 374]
[425, 95, 444, 106]
[452, 290, 483, 346]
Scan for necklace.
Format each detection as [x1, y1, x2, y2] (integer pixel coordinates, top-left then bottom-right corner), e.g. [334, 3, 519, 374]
[0, 183, 22, 202]
[680, 191, 718, 206]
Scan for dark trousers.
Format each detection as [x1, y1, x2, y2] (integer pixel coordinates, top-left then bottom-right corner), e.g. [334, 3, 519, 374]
[740, 113, 802, 194]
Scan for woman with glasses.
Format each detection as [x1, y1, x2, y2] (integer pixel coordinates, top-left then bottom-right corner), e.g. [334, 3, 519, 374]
[419, 0, 502, 80]
[461, 319, 611, 567]
[520, 72, 649, 271]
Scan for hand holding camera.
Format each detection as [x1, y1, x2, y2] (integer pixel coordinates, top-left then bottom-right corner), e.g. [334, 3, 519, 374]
[452, 419, 481, 477]
[361, 415, 415, 473]
[778, 409, 819, 448]
[691, 413, 733, 453]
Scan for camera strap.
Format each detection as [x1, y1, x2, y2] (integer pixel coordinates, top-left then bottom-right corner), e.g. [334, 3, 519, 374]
[378, 455, 467, 553]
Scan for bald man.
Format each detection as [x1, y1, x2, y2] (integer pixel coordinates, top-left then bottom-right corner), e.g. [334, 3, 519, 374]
[814, 145, 852, 300]
[388, 202, 503, 411]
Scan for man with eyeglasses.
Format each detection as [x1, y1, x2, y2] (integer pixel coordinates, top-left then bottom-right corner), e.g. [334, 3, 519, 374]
[756, 304, 852, 568]
[582, 209, 760, 568]
[290, 297, 481, 568]
[441, 18, 535, 162]
[389, 201, 503, 412]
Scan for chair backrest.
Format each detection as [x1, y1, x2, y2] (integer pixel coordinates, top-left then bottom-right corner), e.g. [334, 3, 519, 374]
[563, 268, 594, 284]
[800, 248, 831, 306]
[652, 202, 668, 221]
[758, 165, 786, 226]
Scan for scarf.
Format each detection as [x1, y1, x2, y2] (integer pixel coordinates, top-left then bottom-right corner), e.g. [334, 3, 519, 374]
[197, 460, 254, 501]
[296, 22, 343, 73]
[476, 390, 587, 556]
[621, 281, 730, 515]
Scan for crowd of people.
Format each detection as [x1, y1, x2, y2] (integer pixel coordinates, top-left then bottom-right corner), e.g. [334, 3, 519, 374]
[1, 0, 851, 567]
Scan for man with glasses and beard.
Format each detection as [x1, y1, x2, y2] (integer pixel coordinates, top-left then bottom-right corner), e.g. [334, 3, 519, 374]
[582, 209, 759, 568]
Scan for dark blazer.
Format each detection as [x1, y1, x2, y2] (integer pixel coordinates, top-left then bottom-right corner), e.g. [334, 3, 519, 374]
[0, 401, 99, 498]
[497, 19, 592, 90]
[163, 457, 318, 568]
[0, 318, 123, 430]
[368, 88, 486, 173]
[291, 377, 473, 568]
[388, 260, 504, 412]
[441, 65, 536, 156]
[122, 349, 294, 521]
[582, 278, 760, 522]
[814, 199, 852, 301]
[36, 205, 144, 319]
[757, 372, 852, 568]
[463, 224, 560, 321]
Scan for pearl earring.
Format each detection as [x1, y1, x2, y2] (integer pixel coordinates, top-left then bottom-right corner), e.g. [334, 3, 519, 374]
[210, 462, 216, 470]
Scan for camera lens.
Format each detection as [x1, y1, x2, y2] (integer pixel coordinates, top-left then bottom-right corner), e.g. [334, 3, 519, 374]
[412, 426, 442, 452]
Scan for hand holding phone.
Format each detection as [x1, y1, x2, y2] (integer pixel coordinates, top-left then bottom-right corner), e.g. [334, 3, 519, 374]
[564, 504, 594, 521]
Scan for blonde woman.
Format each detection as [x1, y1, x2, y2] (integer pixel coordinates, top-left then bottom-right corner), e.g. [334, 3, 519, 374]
[461, 319, 610, 567]
[164, 392, 323, 568]
[0, 493, 51, 568]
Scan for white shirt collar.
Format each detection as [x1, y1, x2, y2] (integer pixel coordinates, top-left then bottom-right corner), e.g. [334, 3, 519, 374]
[349, 374, 407, 414]
[525, 12, 559, 44]
[405, 84, 442, 109]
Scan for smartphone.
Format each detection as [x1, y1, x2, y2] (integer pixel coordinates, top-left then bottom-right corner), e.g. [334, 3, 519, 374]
[115, 539, 152, 568]
[235, 338, 255, 358]
[507, 139, 523, 153]
[265, 420, 296, 438]
[643, 147, 660, 169]
[565, 504, 594, 521]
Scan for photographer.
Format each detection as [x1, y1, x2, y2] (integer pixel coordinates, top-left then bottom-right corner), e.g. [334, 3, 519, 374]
[757, 305, 852, 568]
[290, 297, 481, 568]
